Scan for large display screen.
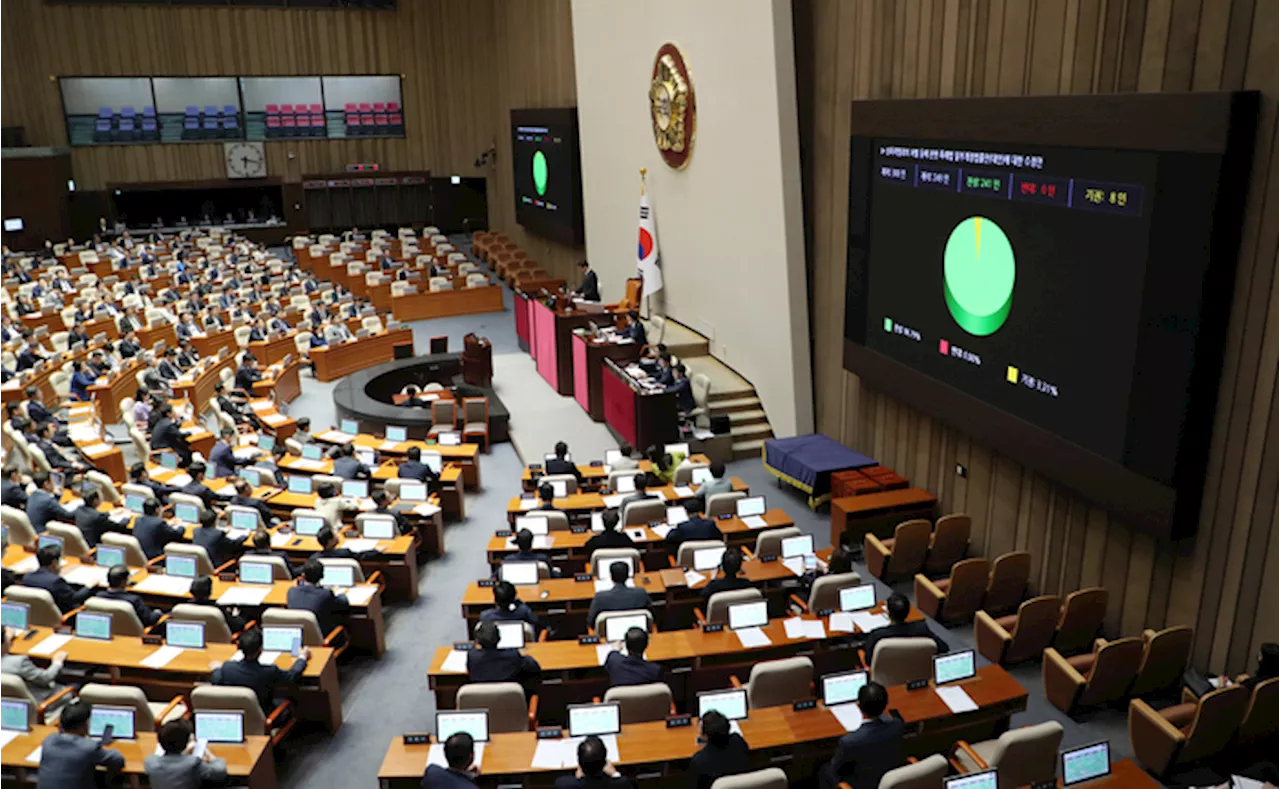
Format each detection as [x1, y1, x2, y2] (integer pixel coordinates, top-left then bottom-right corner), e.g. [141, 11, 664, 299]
[844, 93, 1257, 538]
[511, 108, 584, 245]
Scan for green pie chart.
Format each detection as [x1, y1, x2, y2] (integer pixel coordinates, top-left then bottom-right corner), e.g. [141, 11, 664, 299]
[532, 150, 548, 196]
[943, 216, 1015, 336]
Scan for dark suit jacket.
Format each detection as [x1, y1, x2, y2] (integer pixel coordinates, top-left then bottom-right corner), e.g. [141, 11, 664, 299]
[622, 322, 646, 345]
[231, 495, 274, 527]
[666, 377, 695, 412]
[584, 530, 635, 553]
[180, 481, 216, 511]
[34, 731, 125, 789]
[26, 401, 60, 426]
[544, 457, 582, 481]
[212, 655, 308, 713]
[133, 515, 185, 559]
[398, 460, 438, 483]
[822, 715, 906, 789]
[332, 456, 370, 480]
[73, 506, 126, 548]
[287, 583, 350, 635]
[96, 588, 161, 627]
[209, 441, 243, 479]
[665, 517, 721, 550]
[2, 479, 28, 510]
[421, 765, 479, 788]
[151, 418, 193, 465]
[193, 526, 245, 569]
[21, 567, 96, 612]
[26, 490, 75, 533]
[700, 575, 753, 600]
[688, 734, 750, 789]
[234, 366, 261, 392]
[863, 620, 948, 664]
[604, 651, 662, 688]
[479, 602, 540, 634]
[588, 584, 653, 626]
[576, 269, 600, 302]
[466, 647, 541, 687]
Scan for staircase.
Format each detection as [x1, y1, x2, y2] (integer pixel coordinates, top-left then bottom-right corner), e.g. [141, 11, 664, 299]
[645, 317, 774, 461]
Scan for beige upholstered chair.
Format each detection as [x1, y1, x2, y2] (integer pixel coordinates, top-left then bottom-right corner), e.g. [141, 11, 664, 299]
[923, 513, 971, 576]
[169, 491, 208, 518]
[1, 674, 73, 725]
[1129, 684, 1249, 777]
[603, 682, 674, 724]
[594, 609, 654, 640]
[705, 491, 745, 518]
[878, 754, 949, 789]
[1235, 676, 1278, 747]
[710, 767, 788, 789]
[674, 540, 725, 568]
[240, 554, 293, 581]
[99, 533, 148, 567]
[704, 588, 763, 626]
[622, 499, 665, 527]
[864, 519, 932, 580]
[45, 521, 91, 558]
[793, 571, 863, 614]
[262, 608, 347, 657]
[84, 597, 147, 637]
[673, 462, 710, 486]
[606, 470, 639, 491]
[166, 543, 218, 576]
[741, 656, 813, 709]
[1053, 587, 1109, 655]
[428, 400, 457, 436]
[754, 527, 800, 559]
[3, 587, 64, 627]
[982, 551, 1032, 616]
[914, 557, 990, 624]
[1042, 636, 1144, 713]
[974, 595, 1062, 665]
[191, 686, 294, 745]
[170, 604, 234, 643]
[1130, 625, 1194, 697]
[79, 683, 187, 732]
[84, 470, 120, 503]
[456, 682, 538, 732]
[590, 548, 642, 579]
[1, 505, 37, 547]
[869, 637, 936, 687]
[521, 510, 570, 531]
[540, 473, 579, 496]
[319, 557, 370, 584]
[950, 721, 1063, 788]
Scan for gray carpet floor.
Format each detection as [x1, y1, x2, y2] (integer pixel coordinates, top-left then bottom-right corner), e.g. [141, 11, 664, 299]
[264, 239, 1161, 788]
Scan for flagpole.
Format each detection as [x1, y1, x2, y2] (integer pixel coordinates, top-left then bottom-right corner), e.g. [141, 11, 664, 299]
[640, 168, 649, 320]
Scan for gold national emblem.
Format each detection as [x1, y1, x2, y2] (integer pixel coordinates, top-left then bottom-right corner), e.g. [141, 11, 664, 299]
[650, 43, 696, 169]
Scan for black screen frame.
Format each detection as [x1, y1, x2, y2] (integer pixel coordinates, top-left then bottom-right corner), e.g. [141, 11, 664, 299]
[510, 107, 585, 246]
[843, 92, 1259, 540]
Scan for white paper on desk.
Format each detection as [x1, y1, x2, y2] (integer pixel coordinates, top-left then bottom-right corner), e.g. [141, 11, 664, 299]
[650, 490, 667, 502]
[590, 512, 604, 532]
[530, 739, 567, 769]
[735, 627, 772, 649]
[780, 557, 805, 577]
[440, 649, 468, 674]
[81, 442, 114, 455]
[683, 569, 706, 586]
[232, 650, 282, 665]
[625, 528, 647, 542]
[25, 745, 41, 764]
[263, 414, 287, 426]
[671, 486, 695, 499]
[64, 499, 85, 513]
[217, 586, 272, 606]
[62, 565, 108, 587]
[802, 620, 827, 639]
[828, 702, 865, 732]
[167, 473, 193, 487]
[250, 401, 272, 412]
[849, 611, 891, 632]
[319, 431, 354, 444]
[29, 633, 73, 657]
[827, 612, 856, 633]
[0, 730, 19, 750]
[378, 440, 400, 451]
[341, 539, 381, 553]
[1231, 777, 1266, 789]
[232, 448, 258, 461]
[131, 575, 193, 596]
[649, 524, 672, 540]
[9, 555, 39, 574]
[783, 618, 808, 640]
[596, 643, 620, 666]
[935, 686, 978, 714]
[413, 503, 441, 517]
[665, 506, 688, 526]
[292, 458, 326, 471]
[507, 536, 552, 551]
[517, 498, 539, 511]
[741, 515, 768, 529]
[600, 494, 625, 509]
[140, 645, 185, 669]
[211, 484, 236, 497]
[270, 531, 292, 548]
[428, 742, 484, 769]
[346, 586, 377, 606]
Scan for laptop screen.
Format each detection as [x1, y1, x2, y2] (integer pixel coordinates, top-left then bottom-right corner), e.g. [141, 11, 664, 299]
[735, 496, 766, 517]
[76, 611, 112, 640]
[934, 650, 977, 685]
[944, 770, 997, 789]
[0, 602, 29, 630]
[96, 546, 125, 568]
[399, 481, 427, 502]
[320, 563, 355, 588]
[691, 467, 714, 485]
[342, 480, 369, 499]
[549, 480, 568, 498]
[340, 419, 359, 435]
[698, 688, 748, 721]
[360, 517, 395, 540]
[821, 670, 868, 707]
[838, 584, 877, 612]
[385, 425, 407, 443]
[124, 493, 146, 514]
[436, 710, 489, 743]
[89, 705, 136, 740]
[663, 443, 690, 459]
[294, 514, 326, 536]
[174, 503, 200, 525]
[37, 535, 63, 552]
[692, 546, 727, 572]
[239, 560, 276, 585]
[727, 600, 769, 630]
[437, 431, 461, 446]
[166, 554, 197, 578]
[780, 534, 814, 558]
[287, 476, 312, 495]
[423, 454, 443, 474]
[495, 621, 526, 649]
[1061, 741, 1111, 786]
[301, 444, 323, 461]
[262, 626, 303, 654]
[0, 699, 29, 732]
[256, 435, 275, 451]
[604, 450, 623, 466]
[166, 620, 205, 649]
[229, 509, 258, 530]
[596, 557, 634, 581]
[238, 467, 261, 486]
[614, 475, 636, 493]
[195, 711, 245, 744]
[568, 703, 621, 737]
[159, 452, 179, 469]
[500, 561, 540, 586]
[514, 516, 549, 536]
[604, 613, 648, 643]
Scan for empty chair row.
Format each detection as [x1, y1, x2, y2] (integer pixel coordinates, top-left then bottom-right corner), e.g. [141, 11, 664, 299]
[1129, 676, 1276, 778]
[185, 105, 239, 117]
[1043, 624, 1195, 714]
[93, 115, 159, 142]
[98, 105, 156, 118]
[864, 514, 970, 582]
[344, 110, 404, 135]
[266, 113, 326, 138]
[974, 587, 1109, 664]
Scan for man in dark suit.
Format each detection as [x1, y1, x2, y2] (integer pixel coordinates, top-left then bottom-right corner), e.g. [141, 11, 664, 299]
[234, 354, 262, 393]
[209, 428, 248, 479]
[700, 549, 753, 600]
[210, 627, 310, 714]
[421, 732, 480, 788]
[369, 489, 412, 536]
[501, 528, 550, 569]
[176, 339, 200, 369]
[180, 462, 217, 510]
[555, 736, 628, 789]
[231, 479, 276, 528]
[479, 580, 541, 635]
[665, 364, 695, 414]
[72, 488, 127, 548]
[95, 565, 162, 628]
[818, 682, 905, 789]
[33, 421, 85, 473]
[332, 443, 371, 480]
[189, 574, 247, 633]
[150, 405, 193, 467]
[584, 509, 634, 553]
[397, 446, 440, 485]
[573, 260, 600, 302]
[544, 441, 583, 483]
[863, 593, 949, 664]
[688, 710, 750, 789]
[129, 463, 177, 505]
[26, 472, 76, 533]
[466, 620, 541, 695]
[311, 525, 380, 562]
[621, 310, 646, 345]
[192, 510, 245, 569]
[116, 330, 142, 359]
[604, 627, 661, 688]
[587, 561, 652, 627]
[244, 529, 296, 577]
[664, 497, 720, 551]
[132, 497, 184, 559]
[22, 544, 96, 612]
[24, 386, 64, 429]
[2, 465, 28, 510]
[156, 349, 182, 381]
[33, 700, 125, 789]
[288, 559, 350, 635]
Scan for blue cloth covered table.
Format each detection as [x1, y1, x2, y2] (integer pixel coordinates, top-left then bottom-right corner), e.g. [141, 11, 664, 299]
[763, 434, 875, 507]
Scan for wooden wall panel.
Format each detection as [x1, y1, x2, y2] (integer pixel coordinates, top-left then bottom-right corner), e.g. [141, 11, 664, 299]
[799, 0, 1277, 673]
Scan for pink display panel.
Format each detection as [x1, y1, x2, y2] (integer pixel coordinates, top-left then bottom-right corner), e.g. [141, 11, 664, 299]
[572, 334, 590, 413]
[514, 293, 531, 346]
[534, 301, 559, 388]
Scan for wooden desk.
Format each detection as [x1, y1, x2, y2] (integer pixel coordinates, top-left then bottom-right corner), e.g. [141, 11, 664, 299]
[390, 285, 504, 321]
[342, 434, 483, 491]
[256, 520, 423, 603]
[10, 626, 344, 732]
[253, 357, 302, 403]
[519, 455, 714, 491]
[830, 488, 938, 546]
[571, 332, 642, 421]
[171, 354, 236, 418]
[504, 478, 750, 524]
[87, 359, 143, 424]
[137, 321, 177, 352]
[1, 726, 275, 789]
[603, 359, 678, 450]
[383, 665, 1027, 787]
[190, 328, 238, 358]
[311, 327, 413, 383]
[247, 333, 298, 366]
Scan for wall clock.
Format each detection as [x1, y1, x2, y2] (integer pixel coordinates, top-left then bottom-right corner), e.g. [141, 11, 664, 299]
[224, 141, 267, 179]
[650, 43, 696, 169]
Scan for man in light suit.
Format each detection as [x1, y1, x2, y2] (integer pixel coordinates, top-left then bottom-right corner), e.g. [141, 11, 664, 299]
[818, 682, 905, 789]
[144, 718, 228, 789]
[34, 700, 125, 789]
[325, 319, 353, 344]
[1, 626, 69, 705]
[696, 463, 734, 507]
